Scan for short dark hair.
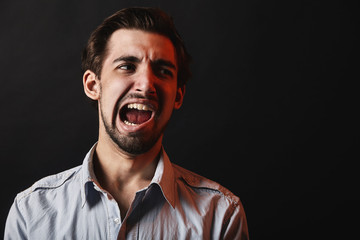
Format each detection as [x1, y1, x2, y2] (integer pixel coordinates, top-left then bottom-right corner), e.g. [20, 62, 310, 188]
[81, 7, 191, 87]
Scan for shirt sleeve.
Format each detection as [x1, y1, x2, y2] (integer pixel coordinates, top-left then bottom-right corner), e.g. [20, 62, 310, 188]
[4, 198, 28, 240]
[222, 202, 249, 240]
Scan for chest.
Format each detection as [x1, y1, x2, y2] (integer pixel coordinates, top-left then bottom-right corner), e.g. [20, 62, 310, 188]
[26, 185, 221, 240]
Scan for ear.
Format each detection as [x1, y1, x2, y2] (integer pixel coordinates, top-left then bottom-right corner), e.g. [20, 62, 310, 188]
[174, 85, 185, 110]
[83, 70, 100, 100]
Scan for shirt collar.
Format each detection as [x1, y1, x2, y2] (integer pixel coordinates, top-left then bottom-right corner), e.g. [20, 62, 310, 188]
[80, 144, 176, 209]
[80, 143, 98, 207]
[149, 148, 176, 208]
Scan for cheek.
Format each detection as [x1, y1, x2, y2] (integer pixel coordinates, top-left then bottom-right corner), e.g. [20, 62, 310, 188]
[158, 85, 178, 113]
[99, 80, 129, 111]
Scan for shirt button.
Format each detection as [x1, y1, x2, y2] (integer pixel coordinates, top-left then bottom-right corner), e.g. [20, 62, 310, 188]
[114, 218, 121, 224]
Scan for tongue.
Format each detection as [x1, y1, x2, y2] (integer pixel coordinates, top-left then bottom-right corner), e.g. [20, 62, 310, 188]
[125, 109, 152, 124]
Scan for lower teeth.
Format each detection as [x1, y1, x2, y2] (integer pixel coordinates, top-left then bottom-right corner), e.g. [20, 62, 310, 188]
[124, 120, 137, 126]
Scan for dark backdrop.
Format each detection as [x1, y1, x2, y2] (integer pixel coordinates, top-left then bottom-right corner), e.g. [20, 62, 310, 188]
[0, 0, 357, 239]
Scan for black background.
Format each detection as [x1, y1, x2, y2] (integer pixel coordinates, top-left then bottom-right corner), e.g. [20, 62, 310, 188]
[0, 0, 357, 239]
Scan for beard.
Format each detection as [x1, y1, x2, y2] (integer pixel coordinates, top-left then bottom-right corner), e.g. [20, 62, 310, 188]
[99, 101, 164, 155]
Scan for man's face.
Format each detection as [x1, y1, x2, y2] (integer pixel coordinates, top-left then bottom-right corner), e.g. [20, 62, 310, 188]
[92, 29, 184, 155]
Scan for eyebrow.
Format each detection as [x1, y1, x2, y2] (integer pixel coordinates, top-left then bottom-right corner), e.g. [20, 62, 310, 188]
[112, 55, 141, 64]
[112, 55, 177, 70]
[153, 59, 177, 71]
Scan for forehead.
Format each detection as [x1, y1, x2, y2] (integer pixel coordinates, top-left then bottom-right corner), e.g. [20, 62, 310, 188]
[105, 29, 176, 64]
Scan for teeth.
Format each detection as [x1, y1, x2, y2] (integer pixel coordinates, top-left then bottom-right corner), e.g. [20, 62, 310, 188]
[127, 103, 151, 111]
[124, 120, 137, 126]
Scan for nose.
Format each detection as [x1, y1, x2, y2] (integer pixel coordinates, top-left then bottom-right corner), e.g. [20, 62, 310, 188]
[134, 65, 156, 95]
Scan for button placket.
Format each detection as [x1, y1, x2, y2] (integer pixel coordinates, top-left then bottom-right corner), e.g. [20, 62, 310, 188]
[100, 192, 121, 238]
[114, 217, 121, 225]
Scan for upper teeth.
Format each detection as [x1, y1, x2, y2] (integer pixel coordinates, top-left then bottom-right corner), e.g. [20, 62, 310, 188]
[127, 103, 151, 111]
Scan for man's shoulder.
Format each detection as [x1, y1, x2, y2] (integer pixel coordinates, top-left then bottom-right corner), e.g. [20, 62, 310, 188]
[16, 165, 82, 203]
[172, 163, 240, 207]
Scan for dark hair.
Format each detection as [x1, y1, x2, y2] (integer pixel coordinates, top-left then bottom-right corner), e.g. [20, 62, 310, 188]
[81, 7, 191, 87]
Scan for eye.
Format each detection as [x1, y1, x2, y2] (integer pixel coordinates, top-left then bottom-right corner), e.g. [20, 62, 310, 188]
[157, 67, 174, 78]
[117, 63, 136, 72]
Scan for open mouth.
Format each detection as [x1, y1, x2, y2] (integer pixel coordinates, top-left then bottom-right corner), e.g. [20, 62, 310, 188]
[119, 103, 154, 126]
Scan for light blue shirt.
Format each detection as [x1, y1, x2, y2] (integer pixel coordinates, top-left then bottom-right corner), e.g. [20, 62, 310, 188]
[5, 145, 249, 239]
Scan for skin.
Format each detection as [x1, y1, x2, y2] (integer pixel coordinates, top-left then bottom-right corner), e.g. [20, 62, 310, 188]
[83, 29, 185, 220]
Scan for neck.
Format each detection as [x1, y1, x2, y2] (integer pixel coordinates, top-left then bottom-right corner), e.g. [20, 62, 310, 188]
[93, 133, 162, 193]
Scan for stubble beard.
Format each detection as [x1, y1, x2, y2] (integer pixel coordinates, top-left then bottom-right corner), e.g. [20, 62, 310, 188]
[99, 103, 164, 156]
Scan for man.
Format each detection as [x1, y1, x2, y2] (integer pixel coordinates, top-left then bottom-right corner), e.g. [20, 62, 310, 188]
[5, 7, 249, 239]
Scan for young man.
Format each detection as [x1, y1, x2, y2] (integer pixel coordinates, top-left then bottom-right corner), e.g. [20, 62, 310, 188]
[5, 7, 249, 239]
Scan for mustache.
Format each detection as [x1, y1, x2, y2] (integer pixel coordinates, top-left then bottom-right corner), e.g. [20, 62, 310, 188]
[124, 93, 158, 102]
[116, 93, 158, 110]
